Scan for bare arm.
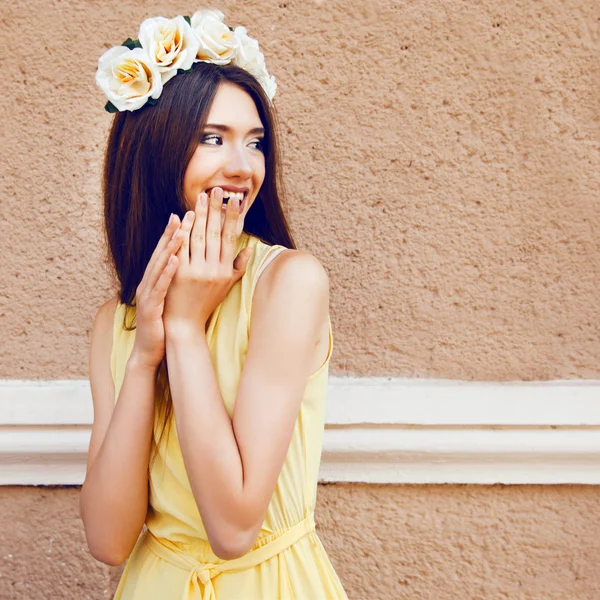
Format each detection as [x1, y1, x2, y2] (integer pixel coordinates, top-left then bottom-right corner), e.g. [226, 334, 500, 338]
[165, 251, 330, 560]
[80, 215, 184, 565]
[79, 297, 157, 566]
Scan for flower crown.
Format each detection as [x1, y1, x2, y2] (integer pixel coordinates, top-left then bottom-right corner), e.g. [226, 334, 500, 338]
[96, 9, 276, 113]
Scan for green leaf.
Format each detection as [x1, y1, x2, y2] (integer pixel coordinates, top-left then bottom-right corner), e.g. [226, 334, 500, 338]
[104, 101, 119, 113]
[183, 15, 191, 26]
[122, 38, 142, 50]
[176, 66, 194, 75]
[146, 98, 158, 106]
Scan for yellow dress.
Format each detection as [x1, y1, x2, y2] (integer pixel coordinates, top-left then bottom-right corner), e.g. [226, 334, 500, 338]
[110, 232, 348, 600]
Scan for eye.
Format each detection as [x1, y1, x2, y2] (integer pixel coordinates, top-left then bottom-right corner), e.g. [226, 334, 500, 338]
[201, 134, 222, 146]
[248, 138, 265, 151]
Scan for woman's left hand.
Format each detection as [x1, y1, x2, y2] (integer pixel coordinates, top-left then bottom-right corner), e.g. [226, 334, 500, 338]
[163, 187, 253, 337]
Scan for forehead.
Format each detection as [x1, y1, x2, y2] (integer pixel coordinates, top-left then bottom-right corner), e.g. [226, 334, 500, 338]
[206, 82, 263, 130]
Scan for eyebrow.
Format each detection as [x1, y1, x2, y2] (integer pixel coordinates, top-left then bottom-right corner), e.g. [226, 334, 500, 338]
[204, 123, 265, 136]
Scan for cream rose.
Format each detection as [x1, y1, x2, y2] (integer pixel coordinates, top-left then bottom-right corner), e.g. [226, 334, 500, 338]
[257, 72, 277, 101]
[191, 9, 236, 65]
[95, 46, 163, 112]
[233, 27, 276, 100]
[138, 16, 200, 84]
[232, 26, 263, 71]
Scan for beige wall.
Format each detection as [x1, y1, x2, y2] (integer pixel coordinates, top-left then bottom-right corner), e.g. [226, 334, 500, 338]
[2, 0, 599, 381]
[1, 0, 599, 598]
[2, 485, 600, 599]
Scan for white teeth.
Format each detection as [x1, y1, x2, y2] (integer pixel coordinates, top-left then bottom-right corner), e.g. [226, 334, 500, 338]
[222, 191, 244, 201]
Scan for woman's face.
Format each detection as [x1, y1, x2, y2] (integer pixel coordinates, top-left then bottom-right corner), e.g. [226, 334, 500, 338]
[183, 82, 266, 228]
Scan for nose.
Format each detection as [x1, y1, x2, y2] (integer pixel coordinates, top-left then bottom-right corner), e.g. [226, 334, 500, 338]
[222, 144, 253, 180]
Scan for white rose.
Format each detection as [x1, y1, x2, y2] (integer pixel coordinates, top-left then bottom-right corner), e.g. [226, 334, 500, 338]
[257, 72, 277, 101]
[232, 26, 264, 72]
[95, 46, 163, 112]
[233, 27, 276, 100]
[191, 9, 236, 65]
[138, 16, 200, 84]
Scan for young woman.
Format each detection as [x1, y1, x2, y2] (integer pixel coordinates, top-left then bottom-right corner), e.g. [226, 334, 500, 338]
[80, 9, 348, 599]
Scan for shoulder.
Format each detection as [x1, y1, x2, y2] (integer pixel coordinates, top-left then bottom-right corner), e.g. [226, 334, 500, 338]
[90, 296, 120, 358]
[252, 249, 329, 335]
[92, 295, 119, 337]
[247, 251, 330, 377]
[257, 249, 329, 302]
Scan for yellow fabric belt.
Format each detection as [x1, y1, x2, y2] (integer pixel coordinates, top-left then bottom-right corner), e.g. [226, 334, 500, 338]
[145, 513, 316, 600]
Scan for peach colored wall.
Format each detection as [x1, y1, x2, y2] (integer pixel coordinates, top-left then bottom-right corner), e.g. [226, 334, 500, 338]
[2, 485, 600, 599]
[2, 0, 600, 599]
[2, 0, 599, 381]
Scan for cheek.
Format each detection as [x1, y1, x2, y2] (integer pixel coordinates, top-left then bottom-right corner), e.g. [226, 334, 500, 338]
[254, 157, 266, 187]
[183, 152, 211, 199]
[183, 156, 199, 195]
[246, 168, 266, 215]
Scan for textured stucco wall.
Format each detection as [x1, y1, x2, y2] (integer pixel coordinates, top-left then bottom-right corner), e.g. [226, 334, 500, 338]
[2, 1, 600, 599]
[2, 484, 600, 600]
[1, 0, 599, 380]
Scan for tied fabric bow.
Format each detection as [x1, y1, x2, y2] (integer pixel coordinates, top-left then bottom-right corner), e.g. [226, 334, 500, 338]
[145, 513, 316, 599]
[186, 563, 220, 600]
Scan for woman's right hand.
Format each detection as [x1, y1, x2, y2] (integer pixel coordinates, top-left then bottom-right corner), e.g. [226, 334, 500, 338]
[130, 214, 184, 370]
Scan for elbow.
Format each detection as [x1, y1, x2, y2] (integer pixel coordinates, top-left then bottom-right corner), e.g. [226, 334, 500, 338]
[212, 543, 249, 561]
[79, 487, 139, 566]
[88, 544, 129, 567]
[82, 523, 131, 566]
[209, 528, 256, 561]
[80, 507, 132, 566]
[205, 506, 264, 560]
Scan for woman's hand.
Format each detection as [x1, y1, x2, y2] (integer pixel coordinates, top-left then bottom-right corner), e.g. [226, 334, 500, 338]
[130, 214, 184, 370]
[163, 187, 254, 338]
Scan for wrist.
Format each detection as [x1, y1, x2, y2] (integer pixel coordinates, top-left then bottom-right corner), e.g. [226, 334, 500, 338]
[164, 321, 207, 344]
[127, 351, 161, 375]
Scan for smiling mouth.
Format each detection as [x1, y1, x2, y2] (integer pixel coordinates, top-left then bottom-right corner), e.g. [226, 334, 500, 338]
[204, 189, 248, 213]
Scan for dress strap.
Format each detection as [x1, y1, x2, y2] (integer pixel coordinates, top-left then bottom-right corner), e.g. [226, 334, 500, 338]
[255, 246, 287, 283]
[144, 512, 315, 600]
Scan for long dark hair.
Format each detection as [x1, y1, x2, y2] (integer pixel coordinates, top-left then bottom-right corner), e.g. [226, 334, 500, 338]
[104, 62, 295, 306]
[102, 62, 296, 465]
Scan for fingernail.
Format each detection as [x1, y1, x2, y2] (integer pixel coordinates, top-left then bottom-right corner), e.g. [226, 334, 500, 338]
[168, 213, 174, 225]
[201, 193, 208, 207]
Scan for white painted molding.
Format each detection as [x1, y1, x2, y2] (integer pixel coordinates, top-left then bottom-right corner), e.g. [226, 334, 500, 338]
[324, 378, 600, 426]
[1, 378, 600, 485]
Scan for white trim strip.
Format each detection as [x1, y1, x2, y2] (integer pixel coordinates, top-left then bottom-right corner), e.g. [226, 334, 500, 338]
[320, 428, 600, 484]
[324, 378, 600, 426]
[3, 378, 600, 426]
[0, 381, 92, 425]
[1, 378, 600, 485]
